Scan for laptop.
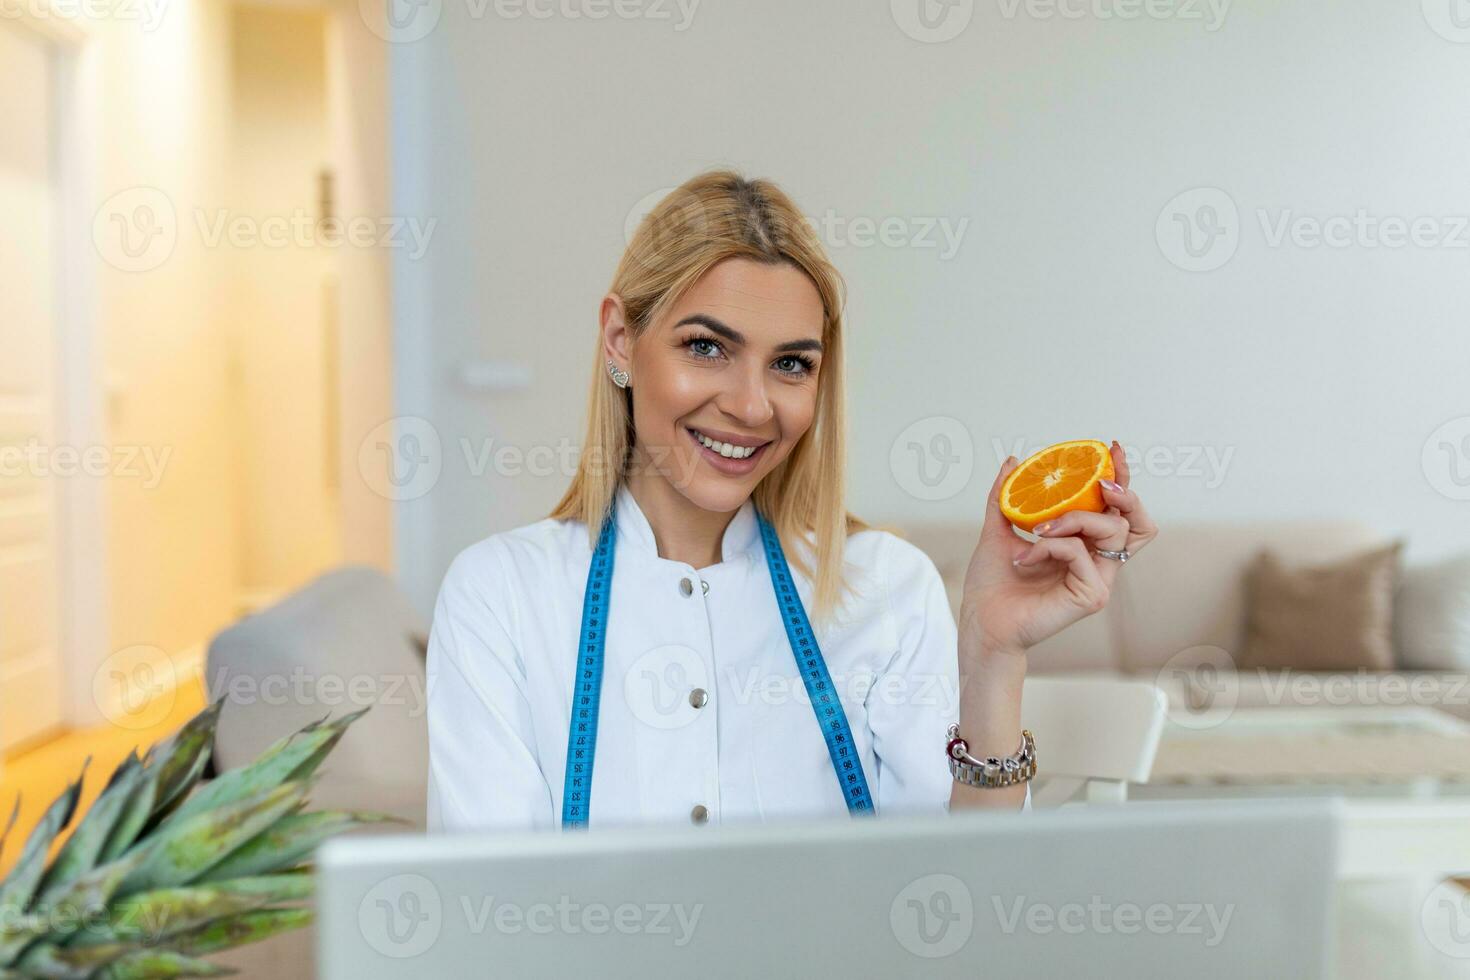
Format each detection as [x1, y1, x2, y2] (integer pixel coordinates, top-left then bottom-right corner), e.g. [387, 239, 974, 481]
[317, 798, 1341, 979]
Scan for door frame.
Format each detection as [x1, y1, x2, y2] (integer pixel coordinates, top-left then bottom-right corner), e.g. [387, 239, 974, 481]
[6, 4, 110, 752]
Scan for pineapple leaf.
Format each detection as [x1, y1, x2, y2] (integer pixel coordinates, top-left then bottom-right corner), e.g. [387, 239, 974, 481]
[141, 699, 226, 836]
[0, 772, 84, 917]
[166, 906, 313, 958]
[33, 756, 145, 907]
[94, 949, 239, 978]
[0, 796, 19, 866]
[13, 935, 135, 978]
[102, 750, 142, 793]
[98, 766, 160, 868]
[64, 883, 272, 949]
[2, 701, 382, 975]
[157, 708, 367, 833]
[26, 849, 150, 954]
[203, 870, 313, 905]
[198, 811, 404, 883]
[284, 706, 370, 782]
[0, 859, 136, 968]
[0, 913, 49, 969]
[115, 779, 314, 897]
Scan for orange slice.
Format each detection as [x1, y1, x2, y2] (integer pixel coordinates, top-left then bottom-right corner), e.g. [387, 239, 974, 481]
[999, 439, 1115, 533]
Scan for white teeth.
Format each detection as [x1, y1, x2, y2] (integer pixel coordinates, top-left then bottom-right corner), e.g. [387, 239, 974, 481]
[692, 429, 759, 459]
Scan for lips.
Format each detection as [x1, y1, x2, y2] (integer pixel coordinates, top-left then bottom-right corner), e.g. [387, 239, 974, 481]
[686, 426, 771, 455]
[685, 427, 769, 473]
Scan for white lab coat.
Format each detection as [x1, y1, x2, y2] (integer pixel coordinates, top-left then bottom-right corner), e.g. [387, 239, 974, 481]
[425, 481, 1029, 832]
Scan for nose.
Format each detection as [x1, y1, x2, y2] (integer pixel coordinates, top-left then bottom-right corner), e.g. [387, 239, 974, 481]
[716, 360, 774, 429]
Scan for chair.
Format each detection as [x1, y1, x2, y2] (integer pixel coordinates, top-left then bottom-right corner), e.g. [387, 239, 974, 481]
[1020, 674, 1168, 805]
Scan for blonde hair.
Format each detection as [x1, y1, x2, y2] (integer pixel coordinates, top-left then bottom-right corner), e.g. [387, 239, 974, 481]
[549, 169, 877, 629]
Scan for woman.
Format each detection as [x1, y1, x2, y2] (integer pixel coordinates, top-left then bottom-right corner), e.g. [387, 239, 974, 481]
[425, 170, 1157, 832]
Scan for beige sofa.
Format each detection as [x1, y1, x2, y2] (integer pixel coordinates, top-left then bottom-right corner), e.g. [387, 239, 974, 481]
[901, 519, 1470, 722]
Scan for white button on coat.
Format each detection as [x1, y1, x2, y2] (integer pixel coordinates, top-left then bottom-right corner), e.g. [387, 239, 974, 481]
[426, 482, 1030, 832]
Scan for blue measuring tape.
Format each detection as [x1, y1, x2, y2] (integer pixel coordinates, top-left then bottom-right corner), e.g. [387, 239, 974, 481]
[560, 497, 875, 827]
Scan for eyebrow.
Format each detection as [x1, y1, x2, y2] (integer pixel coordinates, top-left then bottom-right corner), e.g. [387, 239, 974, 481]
[674, 314, 824, 354]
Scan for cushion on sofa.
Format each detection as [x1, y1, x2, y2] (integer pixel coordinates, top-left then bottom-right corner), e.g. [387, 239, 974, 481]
[1395, 552, 1470, 671]
[1240, 541, 1404, 671]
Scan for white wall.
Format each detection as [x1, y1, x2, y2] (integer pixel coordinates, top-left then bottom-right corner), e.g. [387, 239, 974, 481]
[391, 0, 1470, 613]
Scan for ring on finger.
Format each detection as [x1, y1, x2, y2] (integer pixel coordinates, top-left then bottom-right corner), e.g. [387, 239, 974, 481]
[1095, 547, 1130, 563]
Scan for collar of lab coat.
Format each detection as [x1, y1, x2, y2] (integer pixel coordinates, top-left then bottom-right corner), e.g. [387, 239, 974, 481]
[613, 481, 762, 565]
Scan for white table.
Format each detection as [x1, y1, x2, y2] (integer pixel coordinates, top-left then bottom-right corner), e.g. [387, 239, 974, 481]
[1139, 705, 1470, 800]
[1135, 706, 1470, 977]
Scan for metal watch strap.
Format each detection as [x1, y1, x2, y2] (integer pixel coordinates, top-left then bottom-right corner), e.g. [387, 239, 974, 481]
[946, 725, 1037, 788]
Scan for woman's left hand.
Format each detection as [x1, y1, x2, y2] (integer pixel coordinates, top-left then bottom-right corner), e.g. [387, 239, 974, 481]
[958, 440, 1159, 659]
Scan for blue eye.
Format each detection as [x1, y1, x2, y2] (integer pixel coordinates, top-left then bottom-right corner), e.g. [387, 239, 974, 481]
[683, 333, 816, 377]
[776, 354, 816, 376]
[688, 337, 722, 360]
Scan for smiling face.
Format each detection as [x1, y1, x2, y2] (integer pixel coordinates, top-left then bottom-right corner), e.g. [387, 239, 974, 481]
[603, 256, 827, 515]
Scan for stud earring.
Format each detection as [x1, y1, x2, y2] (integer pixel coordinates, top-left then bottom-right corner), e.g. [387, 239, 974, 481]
[606, 358, 630, 389]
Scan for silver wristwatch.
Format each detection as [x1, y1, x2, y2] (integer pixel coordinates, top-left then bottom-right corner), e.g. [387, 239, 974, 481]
[946, 724, 1037, 788]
